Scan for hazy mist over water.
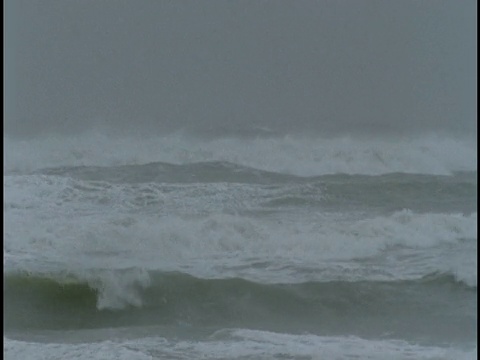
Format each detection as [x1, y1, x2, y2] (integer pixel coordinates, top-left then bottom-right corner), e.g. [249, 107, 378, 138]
[5, 0, 477, 139]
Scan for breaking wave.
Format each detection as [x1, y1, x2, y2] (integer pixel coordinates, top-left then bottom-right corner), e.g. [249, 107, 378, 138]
[4, 132, 476, 176]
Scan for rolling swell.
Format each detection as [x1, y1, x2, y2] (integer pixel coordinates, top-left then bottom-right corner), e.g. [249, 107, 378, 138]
[36, 161, 297, 185]
[5, 270, 476, 344]
[5, 133, 476, 176]
[24, 163, 477, 215]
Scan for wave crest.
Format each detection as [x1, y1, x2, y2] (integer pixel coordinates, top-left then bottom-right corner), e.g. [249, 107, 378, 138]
[5, 132, 476, 176]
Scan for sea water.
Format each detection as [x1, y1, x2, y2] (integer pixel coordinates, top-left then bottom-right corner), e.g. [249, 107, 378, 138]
[4, 132, 477, 359]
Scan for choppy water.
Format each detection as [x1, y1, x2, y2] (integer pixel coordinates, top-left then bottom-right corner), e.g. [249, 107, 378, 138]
[4, 133, 477, 359]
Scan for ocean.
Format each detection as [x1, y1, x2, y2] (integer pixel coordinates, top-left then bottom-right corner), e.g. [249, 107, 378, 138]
[4, 132, 477, 359]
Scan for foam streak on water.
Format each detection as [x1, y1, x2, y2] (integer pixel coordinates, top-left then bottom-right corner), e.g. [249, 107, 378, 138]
[4, 331, 478, 360]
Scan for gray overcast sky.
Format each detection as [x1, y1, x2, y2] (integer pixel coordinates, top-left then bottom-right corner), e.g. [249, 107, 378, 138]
[4, 0, 477, 138]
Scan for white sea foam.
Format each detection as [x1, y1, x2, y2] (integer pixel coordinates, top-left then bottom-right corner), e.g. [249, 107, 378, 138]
[4, 337, 153, 360]
[4, 131, 476, 176]
[202, 329, 477, 360]
[84, 268, 152, 310]
[5, 200, 476, 291]
[5, 170, 476, 310]
[6, 199, 476, 266]
[5, 331, 476, 360]
[5, 174, 477, 260]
